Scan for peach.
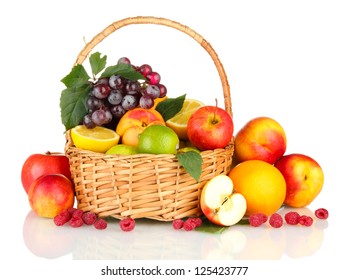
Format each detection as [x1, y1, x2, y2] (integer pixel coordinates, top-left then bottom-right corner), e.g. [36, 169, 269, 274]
[274, 153, 324, 208]
[122, 125, 145, 147]
[234, 116, 287, 164]
[116, 108, 165, 137]
[121, 120, 166, 147]
[28, 174, 75, 218]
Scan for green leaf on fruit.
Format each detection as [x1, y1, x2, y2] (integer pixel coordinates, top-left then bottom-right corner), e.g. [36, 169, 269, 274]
[195, 218, 230, 234]
[89, 52, 107, 76]
[195, 217, 250, 234]
[61, 64, 90, 88]
[100, 63, 145, 80]
[177, 151, 202, 182]
[156, 94, 186, 121]
[60, 84, 91, 131]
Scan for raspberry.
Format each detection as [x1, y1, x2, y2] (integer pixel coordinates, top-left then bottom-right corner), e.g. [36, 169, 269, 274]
[298, 215, 313, 226]
[315, 208, 329, 219]
[193, 217, 202, 227]
[186, 217, 202, 228]
[94, 219, 108, 230]
[67, 207, 77, 215]
[249, 213, 268, 227]
[53, 210, 71, 226]
[284, 211, 300, 225]
[172, 219, 184, 230]
[72, 209, 84, 218]
[183, 219, 196, 231]
[269, 213, 283, 228]
[82, 212, 97, 225]
[69, 216, 84, 228]
[119, 217, 135, 232]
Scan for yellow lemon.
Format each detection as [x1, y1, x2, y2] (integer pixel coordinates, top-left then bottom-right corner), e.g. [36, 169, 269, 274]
[166, 98, 204, 140]
[71, 125, 120, 153]
[138, 125, 179, 154]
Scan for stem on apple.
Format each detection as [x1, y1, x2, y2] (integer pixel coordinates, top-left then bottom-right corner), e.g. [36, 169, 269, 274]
[212, 98, 219, 125]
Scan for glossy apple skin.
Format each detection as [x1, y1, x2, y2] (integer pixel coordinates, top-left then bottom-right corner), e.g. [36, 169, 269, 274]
[28, 174, 75, 218]
[116, 108, 165, 136]
[234, 117, 286, 164]
[187, 106, 234, 151]
[274, 153, 324, 207]
[21, 152, 72, 194]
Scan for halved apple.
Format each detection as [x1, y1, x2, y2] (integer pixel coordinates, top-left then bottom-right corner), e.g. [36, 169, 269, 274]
[200, 175, 247, 226]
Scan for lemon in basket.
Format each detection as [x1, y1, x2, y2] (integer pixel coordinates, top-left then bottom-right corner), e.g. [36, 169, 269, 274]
[71, 125, 120, 153]
[166, 98, 204, 140]
[138, 125, 179, 154]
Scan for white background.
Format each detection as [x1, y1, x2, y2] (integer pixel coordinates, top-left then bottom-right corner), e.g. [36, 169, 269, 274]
[1, 0, 349, 279]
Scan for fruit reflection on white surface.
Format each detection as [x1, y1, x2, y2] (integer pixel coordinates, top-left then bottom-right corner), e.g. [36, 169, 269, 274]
[22, 208, 328, 260]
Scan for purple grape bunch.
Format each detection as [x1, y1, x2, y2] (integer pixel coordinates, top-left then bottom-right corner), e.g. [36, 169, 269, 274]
[83, 57, 167, 129]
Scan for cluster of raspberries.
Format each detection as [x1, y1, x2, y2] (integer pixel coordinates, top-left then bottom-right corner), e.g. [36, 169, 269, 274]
[54, 208, 137, 232]
[53, 208, 107, 229]
[172, 217, 202, 231]
[249, 208, 328, 228]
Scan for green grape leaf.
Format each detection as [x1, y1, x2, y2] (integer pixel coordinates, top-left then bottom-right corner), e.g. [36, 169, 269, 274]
[61, 64, 90, 88]
[156, 94, 186, 121]
[89, 52, 107, 76]
[100, 63, 145, 80]
[195, 217, 250, 234]
[60, 84, 91, 131]
[176, 150, 203, 182]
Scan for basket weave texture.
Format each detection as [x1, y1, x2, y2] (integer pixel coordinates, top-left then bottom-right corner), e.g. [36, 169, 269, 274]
[64, 16, 234, 221]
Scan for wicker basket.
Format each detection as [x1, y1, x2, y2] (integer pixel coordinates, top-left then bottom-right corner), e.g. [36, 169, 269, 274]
[64, 16, 234, 221]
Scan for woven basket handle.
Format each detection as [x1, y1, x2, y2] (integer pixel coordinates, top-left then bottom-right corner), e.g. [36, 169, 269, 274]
[75, 16, 232, 116]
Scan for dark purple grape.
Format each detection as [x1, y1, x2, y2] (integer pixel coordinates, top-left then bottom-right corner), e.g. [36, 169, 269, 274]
[158, 84, 167, 98]
[111, 104, 126, 118]
[125, 81, 140, 95]
[117, 57, 131, 64]
[139, 64, 152, 77]
[121, 94, 138, 110]
[146, 72, 161, 85]
[92, 84, 111, 99]
[95, 77, 109, 85]
[109, 75, 124, 90]
[105, 108, 113, 123]
[92, 109, 108, 126]
[144, 85, 160, 99]
[83, 114, 96, 129]
[139, 94, 154, 109]
[86, 96, 104, 110]
[108, 90, 123, 105]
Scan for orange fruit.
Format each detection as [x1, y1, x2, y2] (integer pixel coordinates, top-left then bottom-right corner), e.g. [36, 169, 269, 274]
[166, 98, 204, 140]
[228, 160, 286, 216]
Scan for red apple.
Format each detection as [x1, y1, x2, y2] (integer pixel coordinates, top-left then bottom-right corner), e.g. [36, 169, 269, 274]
[234, 116, 287, 164]
[274, 153, 324, 207]
[21, 152, 72, 194]
[28, 174, 75, 218]
[187, 105, 234, 150]
[200, 175, 247, 226]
